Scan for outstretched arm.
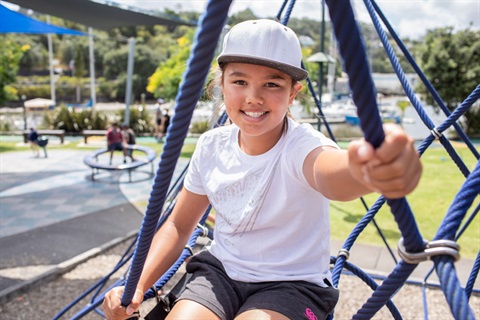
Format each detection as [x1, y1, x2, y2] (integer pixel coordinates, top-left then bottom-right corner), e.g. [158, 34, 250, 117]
[304, 123, 422, 201]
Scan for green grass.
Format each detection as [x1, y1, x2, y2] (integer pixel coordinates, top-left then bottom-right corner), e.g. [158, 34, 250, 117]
[0, 139, 197, 158]
[1, 138, 478, 258]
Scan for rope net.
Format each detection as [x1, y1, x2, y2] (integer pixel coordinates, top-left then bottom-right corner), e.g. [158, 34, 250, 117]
[54, 0, 479, 319]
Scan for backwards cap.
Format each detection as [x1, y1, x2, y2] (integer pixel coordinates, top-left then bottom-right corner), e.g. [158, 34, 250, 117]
[217, 19, 308, 81]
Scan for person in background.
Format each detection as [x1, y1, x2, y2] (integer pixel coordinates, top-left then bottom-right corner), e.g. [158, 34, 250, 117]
[122, 124, 136, 162]
[28, 127, 39, 158]
[154, 98, 165, 141]
[157, 107, 171, 143]
[106, 121, 126, 165]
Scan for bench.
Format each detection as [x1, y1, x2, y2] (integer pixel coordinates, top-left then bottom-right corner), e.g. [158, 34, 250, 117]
[82, 130, 107, 144]
[83, 145, 157, 182]
[23, 129, 65, 144]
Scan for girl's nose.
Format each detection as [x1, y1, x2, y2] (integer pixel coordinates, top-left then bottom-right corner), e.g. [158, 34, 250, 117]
[245, 87, 264, 105]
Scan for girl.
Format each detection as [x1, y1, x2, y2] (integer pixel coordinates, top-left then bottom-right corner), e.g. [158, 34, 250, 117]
[103, 19, 422, 320]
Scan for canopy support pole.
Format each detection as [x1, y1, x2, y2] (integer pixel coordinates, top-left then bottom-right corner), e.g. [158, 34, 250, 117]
[88, 27, 96, 113]
[46, 15, 56, 104]
[124, 37, 136, 125]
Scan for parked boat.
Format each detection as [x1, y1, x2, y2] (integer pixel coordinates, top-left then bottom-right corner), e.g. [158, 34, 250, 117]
[343, 99, 402, 125]
[318, 98, 357, 123]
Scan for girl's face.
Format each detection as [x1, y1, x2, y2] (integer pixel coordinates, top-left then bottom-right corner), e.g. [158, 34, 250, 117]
[221, 63, 301, 146]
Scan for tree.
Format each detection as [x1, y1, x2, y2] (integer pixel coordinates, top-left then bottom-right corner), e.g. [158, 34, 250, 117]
[0, 37, 30, 104]
[103, 43, 160, 101]
[417, 27, 480, 136]
[73, 43, 87, 102]
[146, 29, 195, 101]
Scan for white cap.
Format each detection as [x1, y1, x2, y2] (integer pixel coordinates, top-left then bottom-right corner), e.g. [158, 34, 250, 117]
[217, 19, 308, 81]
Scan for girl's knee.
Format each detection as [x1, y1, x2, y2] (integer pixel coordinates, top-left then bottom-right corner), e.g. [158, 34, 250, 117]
[166, 299, 221, 320]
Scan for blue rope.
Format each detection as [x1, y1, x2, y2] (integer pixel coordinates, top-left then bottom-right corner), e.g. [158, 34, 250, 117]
[330, 257, 402, 319]
[431, 161, 480, 316]
[413, 86, 480, 182]
[434, 160, 480, 241]
[370, 0, 479, 160]
[275, 0, 289, 21]
[434, 256, 476, 320]
[120, 0, 232, 306]
[280, 0, 296, 25]
[353, 261, 417, 319]
[304, 64, 337, 141]
[465, 252, 480, 300]
[332, 196, 386, 285]
[60, 1, 478, 318]
[365, 0, 475, 179]
[324, 0, 384, 148]
[52, 247, 135, 319]
[326, 0, 444, 317]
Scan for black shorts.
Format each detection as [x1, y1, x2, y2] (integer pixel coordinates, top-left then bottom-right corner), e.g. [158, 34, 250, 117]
[177, 250, 339, 320]
[108, 142, 123, 151]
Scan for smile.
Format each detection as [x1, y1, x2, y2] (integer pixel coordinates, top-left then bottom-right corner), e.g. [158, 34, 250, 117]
[243, 111, 267, 118]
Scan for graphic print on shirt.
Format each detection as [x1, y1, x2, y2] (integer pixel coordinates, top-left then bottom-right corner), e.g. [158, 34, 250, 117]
[210, 154, 281, 248]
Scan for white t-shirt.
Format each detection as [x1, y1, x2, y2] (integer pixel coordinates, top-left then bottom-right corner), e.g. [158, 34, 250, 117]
[184, 117, 339, 287]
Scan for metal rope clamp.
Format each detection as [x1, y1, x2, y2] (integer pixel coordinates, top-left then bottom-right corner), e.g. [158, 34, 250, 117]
[430, 127, 443, 140]
[397, 238, 460, 264]
[154, 284, 171, 312]
[197, 223, 209, 237]
[337, 248, 350, 260]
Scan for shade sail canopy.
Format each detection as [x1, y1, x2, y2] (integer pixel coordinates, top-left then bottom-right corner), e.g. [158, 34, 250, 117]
[3, 0, 195, 30]
[0, 4, 86, 35]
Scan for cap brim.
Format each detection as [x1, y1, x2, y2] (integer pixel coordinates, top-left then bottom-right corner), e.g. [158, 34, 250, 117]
[218, 54, 309, 81]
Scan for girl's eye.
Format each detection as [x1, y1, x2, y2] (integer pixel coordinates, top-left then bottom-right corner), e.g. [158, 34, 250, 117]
[233, 80, 247, 85]
[265, 82, 280, 88]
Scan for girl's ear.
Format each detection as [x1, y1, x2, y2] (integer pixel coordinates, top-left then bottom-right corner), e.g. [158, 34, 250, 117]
[289, 82, 302, 104]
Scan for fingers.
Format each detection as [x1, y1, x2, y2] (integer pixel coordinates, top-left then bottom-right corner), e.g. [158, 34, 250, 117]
[349, 123, 422, 199]
[103, 286, 141, 320]
[126, 288, 144, 315]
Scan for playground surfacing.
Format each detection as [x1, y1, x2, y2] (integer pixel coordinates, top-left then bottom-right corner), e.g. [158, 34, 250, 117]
[0, 149, 188, 301]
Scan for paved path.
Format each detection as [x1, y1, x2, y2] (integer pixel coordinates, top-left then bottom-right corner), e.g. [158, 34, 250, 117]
[0, 147, 189, 302]
[0, 146, 477, 305]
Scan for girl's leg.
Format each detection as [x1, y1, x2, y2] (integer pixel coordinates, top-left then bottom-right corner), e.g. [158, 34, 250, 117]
[166, 299, 221, 320]
[236, 309, 289, 320]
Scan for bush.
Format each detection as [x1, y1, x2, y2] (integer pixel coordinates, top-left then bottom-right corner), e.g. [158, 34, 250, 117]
[190, 120, 210, 134]
[116, 105, 154, 134]
[43, 105, 109, 132]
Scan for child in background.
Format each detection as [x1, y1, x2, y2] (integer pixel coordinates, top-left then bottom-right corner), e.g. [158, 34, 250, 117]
[103, 19, 422, 320]
[28, 127, 39, 158]
[106, 122, 126, 165]
[122, 124, 136, 162]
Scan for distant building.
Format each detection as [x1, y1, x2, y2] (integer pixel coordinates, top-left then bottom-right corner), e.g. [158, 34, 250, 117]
[334, 73, 419, 96]
[372, 73, 419, 95]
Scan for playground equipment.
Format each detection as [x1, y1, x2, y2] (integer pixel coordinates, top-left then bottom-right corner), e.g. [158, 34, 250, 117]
[83, 145, 157, 182]
[54, 0, 479, 319]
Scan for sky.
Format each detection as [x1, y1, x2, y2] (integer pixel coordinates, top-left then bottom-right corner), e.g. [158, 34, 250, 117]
[116, 0, 480, 39]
